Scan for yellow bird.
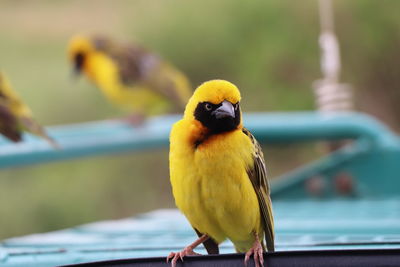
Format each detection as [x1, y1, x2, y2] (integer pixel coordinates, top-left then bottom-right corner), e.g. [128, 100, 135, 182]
[0, 72, 58, 148]
[67, 35, 192, 120]
[168, 80, 274, 267]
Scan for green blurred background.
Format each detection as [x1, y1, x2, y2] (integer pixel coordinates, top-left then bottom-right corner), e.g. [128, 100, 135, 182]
[0, 0, 399, 239]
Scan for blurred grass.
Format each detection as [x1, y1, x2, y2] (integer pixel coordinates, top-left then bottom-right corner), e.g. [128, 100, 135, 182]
[0, 0, 399, 239]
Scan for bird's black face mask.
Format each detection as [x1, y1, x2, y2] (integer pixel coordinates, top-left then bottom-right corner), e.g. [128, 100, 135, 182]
[194, 100, 241, 134]
[73, 52, 86, 76]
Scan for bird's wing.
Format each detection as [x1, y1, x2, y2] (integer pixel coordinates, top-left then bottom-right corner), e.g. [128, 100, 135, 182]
[92, 36, 152, 85]
[242, 128, 275, 252]
[0, 102, 22, 142]
[113, 44, 152, 86]
[143, 63, 191, 111]
[93, 36, 190, 110]
[194, 228, 219, 255]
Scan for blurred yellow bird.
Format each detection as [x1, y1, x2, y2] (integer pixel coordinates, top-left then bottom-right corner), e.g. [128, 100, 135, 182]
[0, 72, 58, 148]
[168, 80, 274, 267]
[67, 35, 192, 120]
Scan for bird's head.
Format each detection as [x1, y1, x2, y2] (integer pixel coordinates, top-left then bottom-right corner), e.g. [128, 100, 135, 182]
[67, 35, 96, 76]
[184, 80, 242, 134]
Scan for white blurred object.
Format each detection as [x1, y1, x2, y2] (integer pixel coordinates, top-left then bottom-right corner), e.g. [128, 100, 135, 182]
[314, 0, 354, 113]
[313, 80, 354, 112]
[319, 32, 340, 82]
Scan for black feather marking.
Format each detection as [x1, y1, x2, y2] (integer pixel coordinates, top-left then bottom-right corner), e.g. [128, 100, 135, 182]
[194, 138, 204, 149]
[194, 101, 240, 134]
[193, 101, 240, 149]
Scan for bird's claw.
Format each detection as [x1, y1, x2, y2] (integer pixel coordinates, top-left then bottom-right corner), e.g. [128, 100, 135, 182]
[166, 246, 201, 267]
[244, 240, 264, 267]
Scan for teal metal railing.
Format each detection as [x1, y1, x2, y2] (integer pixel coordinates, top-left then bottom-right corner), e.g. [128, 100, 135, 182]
[0, 112, 399, 169]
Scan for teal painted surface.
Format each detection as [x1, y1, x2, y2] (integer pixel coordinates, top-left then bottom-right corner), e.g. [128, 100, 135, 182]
[1, 111, 400, 266]
[271, 138, 400, 198]
[1, 200, 400, 266]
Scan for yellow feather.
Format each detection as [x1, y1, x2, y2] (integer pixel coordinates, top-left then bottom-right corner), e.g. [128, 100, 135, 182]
[0, 73, 32, 118]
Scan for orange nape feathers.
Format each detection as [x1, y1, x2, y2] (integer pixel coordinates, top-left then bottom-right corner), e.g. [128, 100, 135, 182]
[184, 80, 241, 119]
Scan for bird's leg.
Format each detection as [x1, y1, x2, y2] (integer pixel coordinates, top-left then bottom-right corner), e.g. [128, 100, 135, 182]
[167, 234, 208, 267]
[244, 232, 264, 267]
[124, 112, 146, 126]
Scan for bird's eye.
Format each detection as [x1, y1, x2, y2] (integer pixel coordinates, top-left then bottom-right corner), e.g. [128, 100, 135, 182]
[205, 103, 212, 111]
[234, 103, 239, 110]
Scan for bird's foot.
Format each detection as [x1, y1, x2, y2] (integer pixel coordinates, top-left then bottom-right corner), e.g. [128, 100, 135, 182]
[166, 246, 201, 267]
[124, 113, 146, 126]
[244, 239, 264, 267]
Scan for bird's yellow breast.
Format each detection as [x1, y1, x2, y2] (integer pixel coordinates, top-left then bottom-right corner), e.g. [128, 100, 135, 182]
[170, 120, 262, 249]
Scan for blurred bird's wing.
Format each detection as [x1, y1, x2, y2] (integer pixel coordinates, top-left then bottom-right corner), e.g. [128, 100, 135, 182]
[194, 228, 219, 255]
[92, 36, 149, 84]
[19, 116, 59, 149]
[143, 62, 192, 111]
[0, 102, 22, 142]
[242, 128, 275, 252]
[92, 36, 191, 110]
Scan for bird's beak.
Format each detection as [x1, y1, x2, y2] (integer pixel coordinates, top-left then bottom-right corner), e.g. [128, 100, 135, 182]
[212, 100, 235, 119]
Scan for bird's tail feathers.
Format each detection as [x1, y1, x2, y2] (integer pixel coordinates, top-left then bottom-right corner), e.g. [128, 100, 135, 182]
[264, 195, 275, 252]
[20, 117, 60, 149]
